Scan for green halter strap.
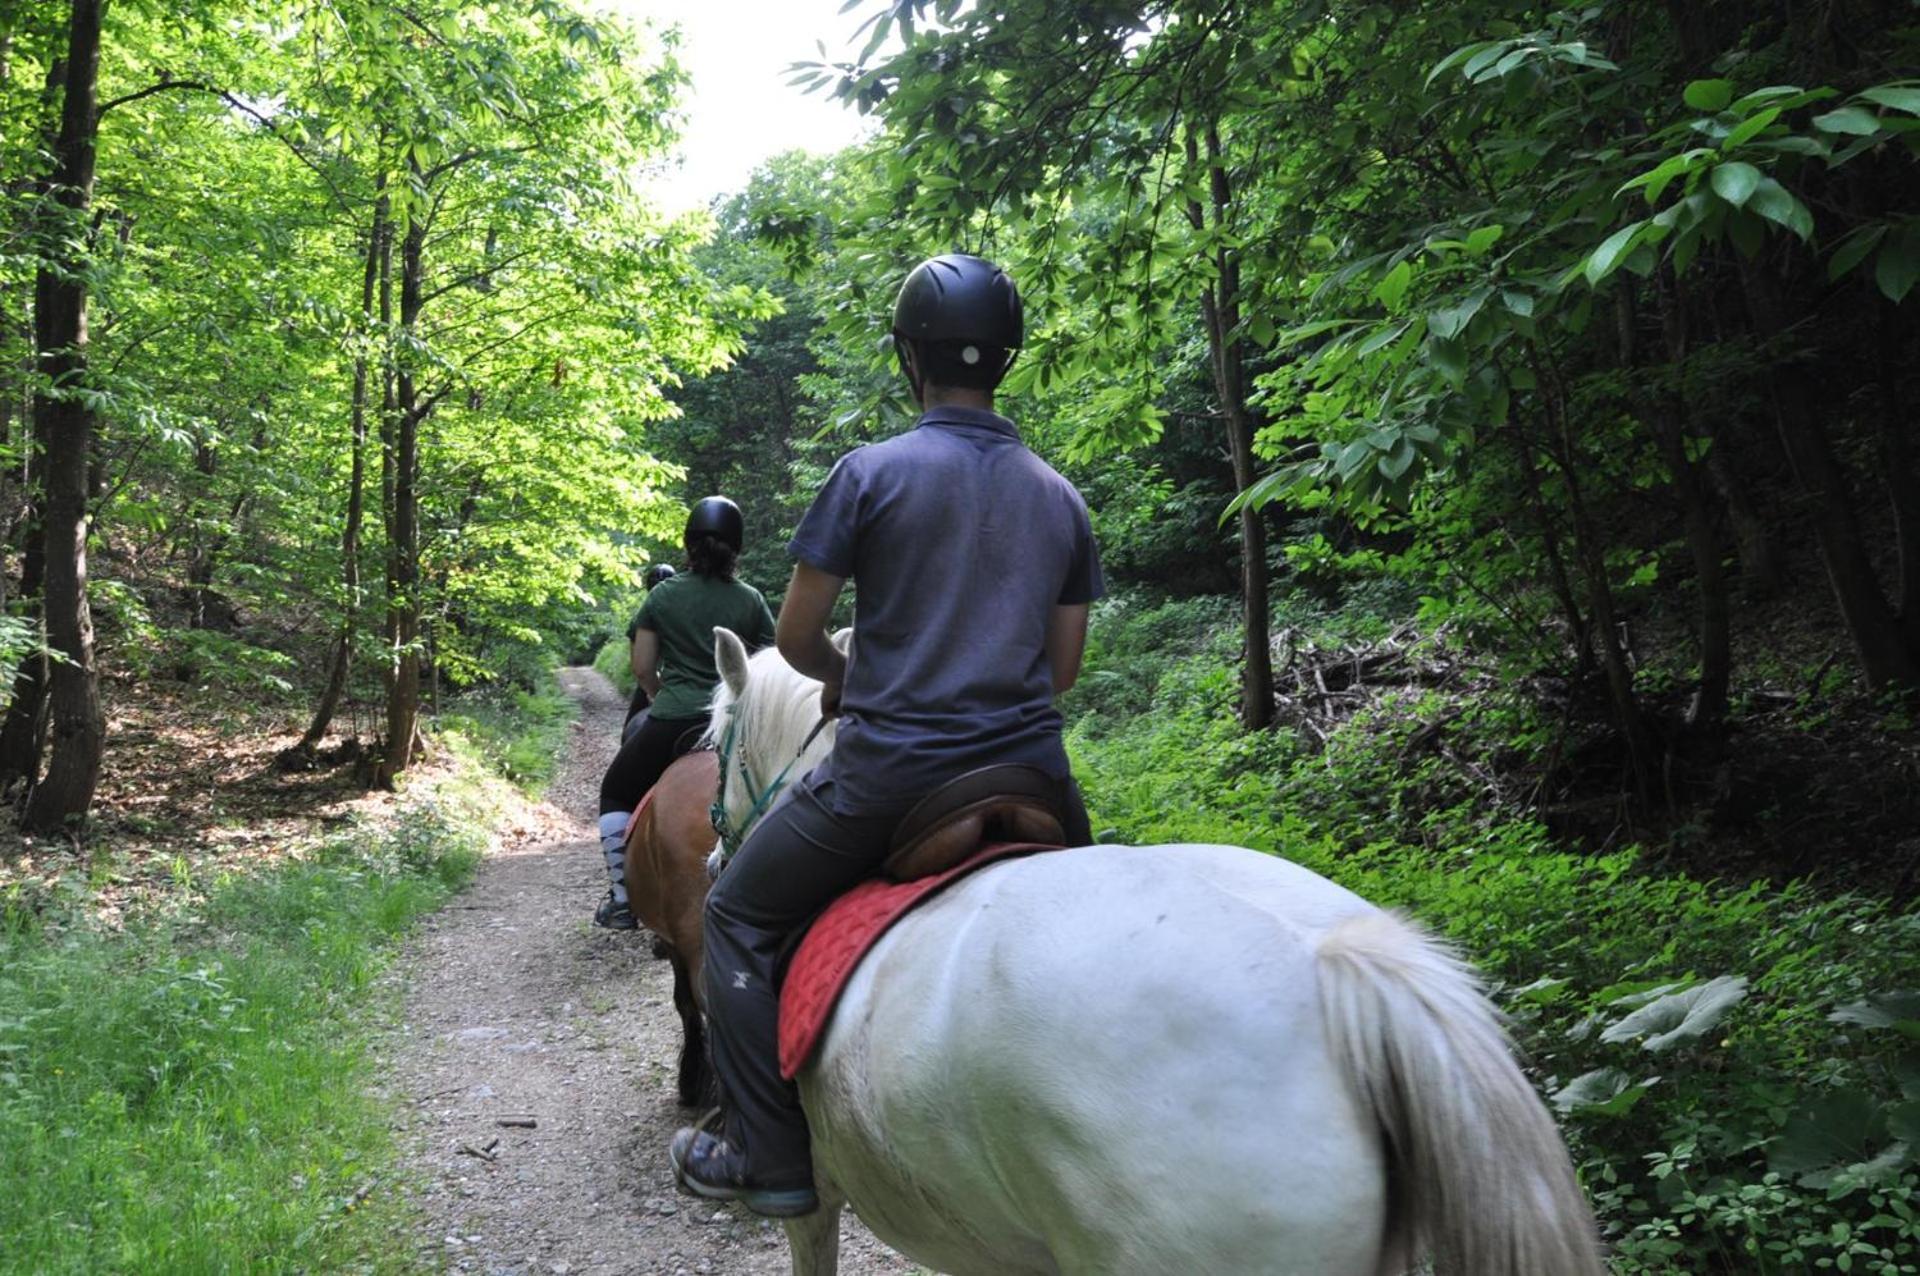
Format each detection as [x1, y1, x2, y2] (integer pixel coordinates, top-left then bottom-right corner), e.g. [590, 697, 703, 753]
[710, 712, 832, 865]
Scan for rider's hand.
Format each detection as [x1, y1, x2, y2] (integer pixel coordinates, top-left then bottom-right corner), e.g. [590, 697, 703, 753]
[820, 681, 843, 719]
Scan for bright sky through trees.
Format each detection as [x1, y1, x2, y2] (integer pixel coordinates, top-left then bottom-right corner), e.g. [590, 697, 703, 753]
[611, 0, 877, 212]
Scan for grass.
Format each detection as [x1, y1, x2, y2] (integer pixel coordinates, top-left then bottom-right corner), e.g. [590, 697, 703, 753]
[437, 671, 577, 796]
[0, 684, 566, 1275]
[591, 633, 637, 697]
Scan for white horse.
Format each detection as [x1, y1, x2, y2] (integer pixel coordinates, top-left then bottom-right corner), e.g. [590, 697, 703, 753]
[706, 628, 1605, 1276]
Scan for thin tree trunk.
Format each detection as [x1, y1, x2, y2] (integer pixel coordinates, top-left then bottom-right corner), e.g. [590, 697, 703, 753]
[1876, 311, 1920, 656]
[1741, 260, 1919, 688]
[1509, 422, 1594, 675]
[375, 190, 427, 788]
[1649, 274, 1731, 727]
[1187, 122, 1273, 730]
[0, 50, 68, 795]
[1534, 349, 1656, 810]
[1704, 439, 1781, 596]
[291, 178, 388, 762]
[23, 0, 106, 833]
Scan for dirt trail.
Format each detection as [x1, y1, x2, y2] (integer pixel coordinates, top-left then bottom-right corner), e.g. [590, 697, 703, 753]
[382, 667, 917, 1276]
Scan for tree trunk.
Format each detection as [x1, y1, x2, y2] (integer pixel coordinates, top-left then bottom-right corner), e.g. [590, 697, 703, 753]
[1704, 439, 1781, 597]
[0, 49, 68, 795]
[1649, 274, 1731, 727]
[1875, 310, 1920, 656]
[1187, 123, 1273, 730]
[375, 193, 427, 788]
[1535, 350, 1656, 811]
[1509, 421, 1594, 675]
[1741, 260, 1919, 688]
[22, 0, 106, 834]
[290, 178, 388, 762]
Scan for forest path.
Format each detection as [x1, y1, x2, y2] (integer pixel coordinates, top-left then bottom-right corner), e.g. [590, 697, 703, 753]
[380, 666, 915, 1276]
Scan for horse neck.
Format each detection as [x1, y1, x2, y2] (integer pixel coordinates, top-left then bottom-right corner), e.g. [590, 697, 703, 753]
[725, 655, 835, 825]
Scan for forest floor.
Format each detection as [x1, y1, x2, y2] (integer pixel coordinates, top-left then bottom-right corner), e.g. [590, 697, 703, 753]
[377, 666, 916, 1276]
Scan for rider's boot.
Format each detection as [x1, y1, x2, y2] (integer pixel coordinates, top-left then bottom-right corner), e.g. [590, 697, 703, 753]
[595, 812, 636, 930]
[669, 1128, 818, 1217]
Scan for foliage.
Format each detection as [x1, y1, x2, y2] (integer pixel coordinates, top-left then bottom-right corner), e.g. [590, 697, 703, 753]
[1067, 594, 1920, 1273]
[435, 670, 577, 796]
[0, 794, 485, 1274]
[592, 632, 638, 698]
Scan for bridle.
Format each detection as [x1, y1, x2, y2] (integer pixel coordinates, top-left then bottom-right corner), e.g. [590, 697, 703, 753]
[709, 708, 832, 866]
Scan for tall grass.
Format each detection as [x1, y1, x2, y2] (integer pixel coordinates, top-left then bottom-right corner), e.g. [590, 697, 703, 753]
[0, 728, 537, 1272]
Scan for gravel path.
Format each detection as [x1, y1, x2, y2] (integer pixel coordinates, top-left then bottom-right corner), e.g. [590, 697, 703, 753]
[382, 666, 917, 1276]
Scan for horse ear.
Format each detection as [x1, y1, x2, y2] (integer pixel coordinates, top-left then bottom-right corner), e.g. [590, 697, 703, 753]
[713, 627, 750, 696]
[830, 627, 853, 656]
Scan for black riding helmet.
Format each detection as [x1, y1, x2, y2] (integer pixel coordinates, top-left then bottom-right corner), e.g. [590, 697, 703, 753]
[891, 254, 1022, 391]
[643, 563, 677, 590]
[685, 495, 743, 552]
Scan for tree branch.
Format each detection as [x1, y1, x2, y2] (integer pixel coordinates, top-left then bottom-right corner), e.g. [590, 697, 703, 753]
[95, 78, 352, 212]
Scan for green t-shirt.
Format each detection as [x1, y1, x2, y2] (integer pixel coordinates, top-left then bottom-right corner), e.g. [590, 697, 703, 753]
[635, 573, 776, 720]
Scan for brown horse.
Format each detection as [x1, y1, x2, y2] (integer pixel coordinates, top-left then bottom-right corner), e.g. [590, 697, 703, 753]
[623, 747, 720, 1106]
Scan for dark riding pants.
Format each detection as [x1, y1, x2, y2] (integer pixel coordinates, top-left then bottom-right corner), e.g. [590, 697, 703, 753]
[702, 769, 1091, 1186]
[599, 712, 707, 817]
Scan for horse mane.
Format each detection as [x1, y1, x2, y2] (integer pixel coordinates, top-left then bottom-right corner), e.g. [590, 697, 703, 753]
[704, 642, 838, 832]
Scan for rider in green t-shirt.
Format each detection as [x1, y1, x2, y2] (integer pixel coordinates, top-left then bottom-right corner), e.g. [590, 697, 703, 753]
[593, 498, 775, 930]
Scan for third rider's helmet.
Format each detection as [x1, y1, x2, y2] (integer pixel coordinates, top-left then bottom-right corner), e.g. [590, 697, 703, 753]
[685, 496, 743, 551]
[891, 254, 1022, 388]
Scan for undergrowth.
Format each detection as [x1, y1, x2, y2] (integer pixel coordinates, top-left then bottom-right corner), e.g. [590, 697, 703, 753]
[437, 672, 576, 796]
[591, 632, 638, 698]
[0, 698, 551, 1274]
[1067, 592, 1920, 1275]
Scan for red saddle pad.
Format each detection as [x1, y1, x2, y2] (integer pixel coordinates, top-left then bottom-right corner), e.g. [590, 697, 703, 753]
[778, 842, 1059, 1080]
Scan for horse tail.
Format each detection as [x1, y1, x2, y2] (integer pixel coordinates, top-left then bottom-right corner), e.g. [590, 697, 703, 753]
[1315, 910, 1605, 1276]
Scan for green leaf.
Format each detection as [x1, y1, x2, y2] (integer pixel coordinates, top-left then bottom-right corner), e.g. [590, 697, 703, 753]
[1426, 335, 1468, 388]
[1425, 41, 1498, 88]
[1814, 106, 1884, 136]
[1729, 209, 1766, 258]
[1373, 260, 1413, 312]
[1600, 975, 1749, 1051]
[1832, 990, 1920, 1038]
[1355, 321, 1410, 358]
[1710, 161, 1763, 207]
[1769, 1091, 1892, 1188]
[1748, 179, 1815, 240]
[1335, 439, 1375, 482]
[1860, 85, 1920, 116]
[1586, 221, 1645, 285]
[1378, 437, 1418, 482]
[1428, 288, 1488, 340]
[1553, 1067, 1659, 1116]
[1724, 106, 1783, 149]
[1875, 229, 1920, 303]
[1685, 79, 1735, 112]
[1466, 224, 1505, 255]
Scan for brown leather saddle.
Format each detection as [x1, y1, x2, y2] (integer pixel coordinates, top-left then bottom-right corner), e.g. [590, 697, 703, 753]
[882, 763, 1067, 882]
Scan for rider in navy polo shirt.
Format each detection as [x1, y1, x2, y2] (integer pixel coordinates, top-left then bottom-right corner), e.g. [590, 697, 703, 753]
[670, 254, 1103, 1216]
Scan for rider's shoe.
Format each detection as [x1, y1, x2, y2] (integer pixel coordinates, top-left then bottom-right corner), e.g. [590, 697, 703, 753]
[594, 889, 637, 930]
[669, 1128, 818, 1217]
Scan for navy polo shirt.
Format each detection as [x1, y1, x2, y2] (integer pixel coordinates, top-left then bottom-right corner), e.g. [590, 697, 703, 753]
[788, 406, 1103, 815]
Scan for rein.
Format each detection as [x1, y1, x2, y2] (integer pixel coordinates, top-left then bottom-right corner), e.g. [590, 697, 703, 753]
[710, 711, 831, 865]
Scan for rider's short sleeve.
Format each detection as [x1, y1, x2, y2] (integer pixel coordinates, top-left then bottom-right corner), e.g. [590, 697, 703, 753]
[1057, 495, 1104, 606]
[788, 451, 864, 579]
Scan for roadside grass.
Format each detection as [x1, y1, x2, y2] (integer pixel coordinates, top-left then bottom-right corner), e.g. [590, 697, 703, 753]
[591, 634, 637, 698]
[0, 694, 568, 1274]
[438, 672, 576, 796]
